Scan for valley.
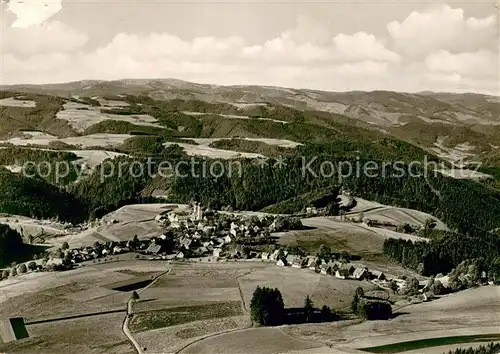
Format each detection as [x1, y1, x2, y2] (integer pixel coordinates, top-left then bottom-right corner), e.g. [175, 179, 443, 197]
[0, 80, 499, 354]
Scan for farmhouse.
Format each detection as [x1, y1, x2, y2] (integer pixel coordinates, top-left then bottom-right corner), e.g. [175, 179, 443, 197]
[370, 270, 386, 281]
[145, 241, 162, 255]
[335, 264, 354, 279]
[261, 252, 270, 260]
[46, 257, 63, 267]
[306, 206, 318, 215]
[167, 211, 190, 228]
[320, 261, 337, 275]
[213, 248, 222, 258]
[112, 245, 129, 254]
[306, 256, 320, 270]
[285, 254, 302, 268]
[269, 249, 281, 261]
[352, 267, 369, 280]
[180, 237, 193, 250]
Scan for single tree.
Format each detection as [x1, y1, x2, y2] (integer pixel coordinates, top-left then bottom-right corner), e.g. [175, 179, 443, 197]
[131, 291, 140, 301]
[18, 263, 27, 274]
[351, 287, 365, 313]
[27, 261, 37, 271]
[320, 305, 331, 320]
[430, 279, 446, 295]
[304, 295, 314, 322]
[354, 287, 365, 298]
[61, 242, 70, 250]
[10, 267, 17, 277]
[389, 280, 399, 293]
[2, 269, 9, 279]
[250, 286, 285, 326]
[317, 244, 331, 260]
[401, 277, 420, 296]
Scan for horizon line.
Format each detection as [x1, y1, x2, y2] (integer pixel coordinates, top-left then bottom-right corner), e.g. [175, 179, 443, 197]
[0, 77, 498, 97]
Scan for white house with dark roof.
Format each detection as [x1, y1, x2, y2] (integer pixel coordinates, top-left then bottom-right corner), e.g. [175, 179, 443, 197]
[370, 270, 386, 281]
[213, 248, 222, 258]
[269, 249, 280, 261]
[306, 256, 320, 270]
[352, 267, 369, 280]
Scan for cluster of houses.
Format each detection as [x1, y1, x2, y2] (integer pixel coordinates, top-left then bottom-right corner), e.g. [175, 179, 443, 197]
[37, 203, 302, 268]
[145, 203, 299, 260]
[270, 251, 387, 282]
[61, 242, 132, 263]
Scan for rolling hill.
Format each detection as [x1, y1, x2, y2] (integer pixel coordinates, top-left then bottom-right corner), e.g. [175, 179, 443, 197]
[2, 79, 499, 165]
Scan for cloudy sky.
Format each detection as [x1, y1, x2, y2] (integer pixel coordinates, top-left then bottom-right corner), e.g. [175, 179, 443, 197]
[1, 0, 499, 94]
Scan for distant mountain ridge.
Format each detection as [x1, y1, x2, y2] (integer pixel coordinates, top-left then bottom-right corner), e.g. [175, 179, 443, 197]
[1, 78, 500, 164]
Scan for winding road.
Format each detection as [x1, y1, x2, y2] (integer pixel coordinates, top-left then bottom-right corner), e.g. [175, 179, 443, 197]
[122, 269, 170, 354]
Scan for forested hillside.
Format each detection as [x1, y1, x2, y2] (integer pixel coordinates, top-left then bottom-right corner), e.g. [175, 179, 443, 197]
[0, 224, 26, 267]
[0, 168, 85, 223]
[0, 86, 498, 241]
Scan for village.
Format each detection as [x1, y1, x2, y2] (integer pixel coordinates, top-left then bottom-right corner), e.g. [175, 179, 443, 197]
[1, 202, 414, 295]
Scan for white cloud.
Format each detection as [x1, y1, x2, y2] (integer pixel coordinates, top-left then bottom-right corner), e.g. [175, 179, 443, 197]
[332, 32, 400, 63]
[387, 4, 497, 57]
[425, 50, 498, 78]
[1, 7, 498, 95]
[6, 0, 62, 28]
[3, 21, 89, 56]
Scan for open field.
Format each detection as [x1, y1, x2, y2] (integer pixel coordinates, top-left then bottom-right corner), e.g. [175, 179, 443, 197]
[56, 102, 164, 132]
[0, 260, 178, 353]
[0, 214, 67, 237]
[180, 327, 324, 354]
[238, 266, 380, 311]
[400, 342, 500, 354]
[343, 196, 448, 230]
[0, 97, 36, 107]
[0, 147, 127, 172]
[0, 254, 496, 354]
[69, 149, 127, 168]
[134, 315, 250, 354]
[129, 301, 243, 332]
[361, 333, 500, 353]
[115, 261, 266, 352]
[133, 261, 263, 312]
[0, 312, 135, 354]
[186, 137, 301, 148]
[283, 286, 500, 351]
[437, 168, 493, 180]
[0, 260, 169, 320]
[182, 111, 289, 124]
[164, 141, 263, 159]
[0, 132, 133, 148]
[431, 138, 476, 165]
[51, 204, 175, 248]
[277, 217, 428, 264]
[97, 98, 130, 108]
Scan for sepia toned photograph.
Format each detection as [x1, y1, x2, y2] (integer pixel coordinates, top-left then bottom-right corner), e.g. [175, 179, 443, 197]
[0, 0, 499, 353]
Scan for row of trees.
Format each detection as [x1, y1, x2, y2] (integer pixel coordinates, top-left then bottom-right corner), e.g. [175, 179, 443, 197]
[0, 261, 38, 280]
[383, 231, 500, 277]
[250, 286, 285, 326]
[0, 224, 25, 267]
[444, 342, 500, 354]
[250, 287, 336, 326]
[351, 287, 392, 320]
[2, 138, 500, 238]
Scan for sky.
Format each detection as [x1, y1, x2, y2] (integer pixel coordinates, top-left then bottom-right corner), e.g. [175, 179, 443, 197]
[1, 0, 499, 94]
